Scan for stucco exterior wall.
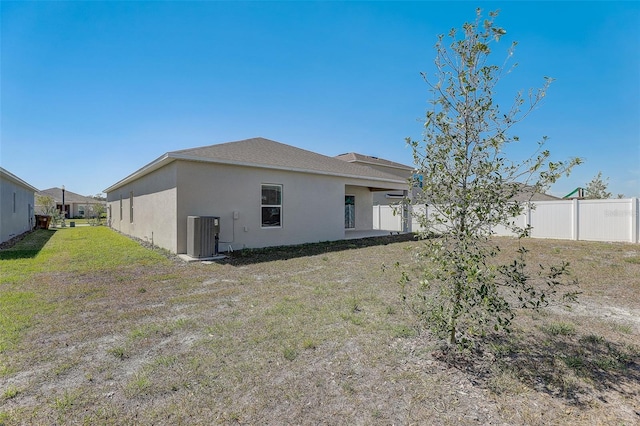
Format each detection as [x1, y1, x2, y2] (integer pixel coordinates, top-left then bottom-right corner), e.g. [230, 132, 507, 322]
[106, 159, 408, 254]
[348, 164, 410, 207]
[67, 202, 104, 218]
[175, 161, 348, 253]
[373, 191, 405, 206]
[345, 185, 374, 232]
[1, 174, 35, 243]
[107, 163, 178, 252]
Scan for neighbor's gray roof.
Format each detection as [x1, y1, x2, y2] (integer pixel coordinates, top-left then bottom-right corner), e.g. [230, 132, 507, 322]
[37, 188, 102, 204]
[512, 191, 561, 202]
[105, 138, 407, 193]
[509, 184, 562, 202]
[335, 152, 413, 172]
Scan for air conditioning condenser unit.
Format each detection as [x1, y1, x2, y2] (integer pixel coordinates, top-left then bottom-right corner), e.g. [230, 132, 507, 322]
[187, 216, 220, 258]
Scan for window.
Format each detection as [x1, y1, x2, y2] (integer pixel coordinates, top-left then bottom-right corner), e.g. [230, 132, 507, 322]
[13, 192, 16, 213]
[129, 191, 134, 223]
[345, 195, 355, 229]
[411, 173, 424, 188]
[261, 184, 282, 227]
[119, 196, 123, 221]
[79, 205, 85, 217]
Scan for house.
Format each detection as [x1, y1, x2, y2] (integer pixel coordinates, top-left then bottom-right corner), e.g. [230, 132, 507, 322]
[36, 187, 105, 219]
[104, 137, 409, 255]
[335, 153, 414, 205]
[510, 184, 562, 202]
[0, 167, 38, 244]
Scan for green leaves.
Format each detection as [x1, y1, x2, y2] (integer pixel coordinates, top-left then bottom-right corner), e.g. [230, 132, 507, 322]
[584, 171, 613, 199]
[404, 9, 580, 350]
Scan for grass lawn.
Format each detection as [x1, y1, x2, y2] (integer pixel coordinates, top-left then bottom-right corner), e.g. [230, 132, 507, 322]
[0, 227, 639, 425]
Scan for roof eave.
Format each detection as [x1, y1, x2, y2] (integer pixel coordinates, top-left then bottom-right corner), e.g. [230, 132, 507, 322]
[170, 153, 408, 187]
[103, 153, 174, 193]
[105, 152, 407, 193]
[352, 159, 414, 172]
[0, 167, 39, 192]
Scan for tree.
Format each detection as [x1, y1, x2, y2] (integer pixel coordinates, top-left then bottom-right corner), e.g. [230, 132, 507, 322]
[36, 195, 56, 216]
[584, 172, 612, 199]
[87, 202, 107, 226]
[35, 195, 63, 227]
[402, 9, 581, 348]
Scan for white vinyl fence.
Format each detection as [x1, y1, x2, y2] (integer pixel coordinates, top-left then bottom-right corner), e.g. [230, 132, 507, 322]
[374, 198, 640, 244]
[373, 205, 403, 232]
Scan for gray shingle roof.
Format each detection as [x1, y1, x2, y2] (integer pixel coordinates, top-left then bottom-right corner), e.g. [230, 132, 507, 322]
[335, 152, 413, 171]
[105, 138, 407, 193]
[170, 138, 406, 181]
[510, 186, 561, 202]
[37, 188, 100, 204]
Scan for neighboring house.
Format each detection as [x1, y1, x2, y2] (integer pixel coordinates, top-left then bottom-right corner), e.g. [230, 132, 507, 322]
[104, 137, 409, 255]
[0, 167, 38, 244]
[36, 188, 105, 219]
[410, 181, 560, 204]
[510, 184, 562, 202]
[335, 153, 414, 205]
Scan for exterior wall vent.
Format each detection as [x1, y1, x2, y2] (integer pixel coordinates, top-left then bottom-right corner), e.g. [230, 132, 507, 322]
[187, 216, 220, 258]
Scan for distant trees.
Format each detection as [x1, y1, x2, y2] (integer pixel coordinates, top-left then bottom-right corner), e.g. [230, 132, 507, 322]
[402, 9, 580, 348]
[87, 203, 107, 226]
[36, 195, 56, 216]
[584, 172, 610, 199]
[584, 172, 619, 199]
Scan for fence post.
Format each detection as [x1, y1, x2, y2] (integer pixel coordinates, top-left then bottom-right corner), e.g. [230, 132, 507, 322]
[572, 199, 579, 241]
[633, 198, 639, 244]
[402, 190, 409, 233]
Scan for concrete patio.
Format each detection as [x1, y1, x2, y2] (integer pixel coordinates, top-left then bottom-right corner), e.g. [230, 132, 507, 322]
[344, 229, 406, 240]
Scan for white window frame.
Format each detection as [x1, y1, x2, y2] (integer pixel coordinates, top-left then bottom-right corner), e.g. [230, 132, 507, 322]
[345, 194, 356, 229]
[261, 184, 282, 228]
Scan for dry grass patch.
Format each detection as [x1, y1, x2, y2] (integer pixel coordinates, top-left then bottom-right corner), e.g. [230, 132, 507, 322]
[1, 229, 639, 424]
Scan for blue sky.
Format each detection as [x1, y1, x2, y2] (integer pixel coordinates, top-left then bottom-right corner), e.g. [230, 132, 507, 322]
[2, 1, 638, 198]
